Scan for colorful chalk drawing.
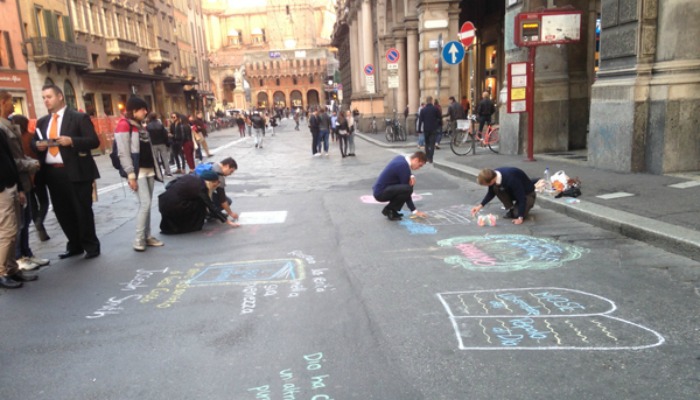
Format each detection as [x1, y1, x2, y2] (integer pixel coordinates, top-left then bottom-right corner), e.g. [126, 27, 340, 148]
[438, 234, 587, 272]
[360, 193, 424, 204]
[246, 352, 334, 399]
[437, 288, 665, 350]
[420, 205, 475, 226]
[86, 253, 334, 318]
[188, 259, 304, 286]
[399, 218, 438, 235]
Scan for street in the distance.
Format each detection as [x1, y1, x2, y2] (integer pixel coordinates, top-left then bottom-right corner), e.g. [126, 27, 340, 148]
[1, 119, 699, 400]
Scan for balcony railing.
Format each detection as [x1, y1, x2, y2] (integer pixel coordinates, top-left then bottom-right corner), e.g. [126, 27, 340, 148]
[27, 37, 89, 68]
[106, 38, 140, 65]
[148, 49, 172, 71]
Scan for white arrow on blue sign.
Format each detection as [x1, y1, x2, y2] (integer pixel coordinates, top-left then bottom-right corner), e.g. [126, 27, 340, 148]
[442, 41, 465, 65]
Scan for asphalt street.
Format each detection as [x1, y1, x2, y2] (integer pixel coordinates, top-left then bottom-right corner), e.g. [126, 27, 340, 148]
[1, 119, 699, 399]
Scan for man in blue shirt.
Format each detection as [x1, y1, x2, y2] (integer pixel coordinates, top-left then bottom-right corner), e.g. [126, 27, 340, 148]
[470, 167, 537, 225]
[373, 151, 429, 221]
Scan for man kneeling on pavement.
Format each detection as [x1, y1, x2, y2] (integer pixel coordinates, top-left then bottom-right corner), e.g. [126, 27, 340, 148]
[471, 167, 536, 225]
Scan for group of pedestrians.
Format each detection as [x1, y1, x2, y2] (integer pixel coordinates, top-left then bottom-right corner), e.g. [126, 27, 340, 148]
[0, 87, 240, 289]
[308, 107, 356, 157]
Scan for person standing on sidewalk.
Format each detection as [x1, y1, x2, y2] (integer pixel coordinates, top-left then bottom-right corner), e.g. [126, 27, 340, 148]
[16, 116, 50, 242]
[114, 97, 165, 251]
[193, 112, 211, 157]
[33, 84, 101, 260]
[2, 113, 50, 271]
[168, 113, 185, 174]
[470, 167, 536, 225]
[0, 123, 37, 288]
[417, 97, 441, 163]
[317, 107, 332, 156]
[346, 110, 356, 156]
[309, 107, 320, 156]
[250, 112, 266, 149]
[446, 96, 466, 137]
[146, 112, 171, 177]
[372, 151, 429, 221]
[337, 111, 350, 157]
[475, 91, 496, 138]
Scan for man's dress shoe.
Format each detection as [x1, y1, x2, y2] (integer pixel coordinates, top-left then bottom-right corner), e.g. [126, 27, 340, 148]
[10, 272, 38, 282]
[0, 276, 22, 289]
[59, 250, 83, 259]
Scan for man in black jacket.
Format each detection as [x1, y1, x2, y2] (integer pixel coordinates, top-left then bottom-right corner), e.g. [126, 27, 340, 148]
[147, 112, 171, 176]
[475, 91, 496, 138]
[470, 167, 537, 225]
[417, 96, 441, 163]
[33, 84, 101, 259]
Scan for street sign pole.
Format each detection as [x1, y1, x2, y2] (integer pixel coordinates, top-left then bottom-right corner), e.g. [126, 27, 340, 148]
[526, 47, 536, 162]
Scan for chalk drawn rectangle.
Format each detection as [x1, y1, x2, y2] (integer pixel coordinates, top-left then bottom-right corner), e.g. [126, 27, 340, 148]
[437, 288, 664, 351]
[237, 211, 288, 225]
[188, 259, 304, 286]
[668, 181, 700, 189]
[595, 192, 635, 200]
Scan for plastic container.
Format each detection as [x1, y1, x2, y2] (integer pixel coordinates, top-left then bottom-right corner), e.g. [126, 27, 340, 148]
[477, 214, 498, 227]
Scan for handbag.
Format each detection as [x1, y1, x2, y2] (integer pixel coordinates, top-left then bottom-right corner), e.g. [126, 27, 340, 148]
[338, 129, 348, 136]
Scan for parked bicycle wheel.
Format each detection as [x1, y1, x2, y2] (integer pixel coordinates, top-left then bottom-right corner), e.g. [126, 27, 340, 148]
[398, 126, 407, 141]
[487, 127, 500, 154]
[450, 130, 474, 156]
[385, 126, 394, 142]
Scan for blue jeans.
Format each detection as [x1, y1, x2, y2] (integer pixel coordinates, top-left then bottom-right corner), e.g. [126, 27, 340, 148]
[318, 129, 329, 153]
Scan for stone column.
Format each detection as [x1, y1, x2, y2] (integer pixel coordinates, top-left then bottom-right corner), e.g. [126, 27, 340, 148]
[349, 18, 360, 95]
[396, 34, 407, 117]
[406, 24, 419, 113]
[361, 0, 374, 94]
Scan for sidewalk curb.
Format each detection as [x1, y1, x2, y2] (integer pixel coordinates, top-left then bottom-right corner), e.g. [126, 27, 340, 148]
[357, 132, 700, 261]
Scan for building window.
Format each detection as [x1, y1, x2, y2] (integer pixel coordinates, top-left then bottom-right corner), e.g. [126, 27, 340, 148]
[64, 80, 77, 110]
[292, 76, 297, 85]
[276, 78, 280, 86]
[227, 29, 240, 46]
[0, 31, 15, 69]
[102, 93, 113, 116]
[259, 79, 263, 87]
[251, 28, 264, 44]
[309, 75, 314, 84]
[83, 93, 96, 116]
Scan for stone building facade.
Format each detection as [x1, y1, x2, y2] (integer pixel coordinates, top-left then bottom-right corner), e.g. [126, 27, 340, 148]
[333, 0, 699, 174]
[0, 0, 37, 118]
[203, 0, 336, 112]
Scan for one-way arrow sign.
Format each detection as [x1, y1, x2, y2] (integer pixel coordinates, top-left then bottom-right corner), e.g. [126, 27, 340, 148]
[442, 41, 465, 65]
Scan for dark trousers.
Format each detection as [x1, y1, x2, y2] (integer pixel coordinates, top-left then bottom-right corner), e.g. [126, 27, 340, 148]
[424, 130, 437, 162]
[478, 115, 492, 136]
[339, 134, 349, 156]
[15, 202, 32, 258]
[44, 166, 100, 254]
[171, 143, 184, 169]
[28, 174, 50, 230]
[311, 130, 320, 155]
[374, 184, 413, 212]
[495, 187, 537, 218]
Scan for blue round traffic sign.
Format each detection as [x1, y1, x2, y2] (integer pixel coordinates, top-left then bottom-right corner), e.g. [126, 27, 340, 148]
[442, 41, 465, 65]
[385, 48, 400, 64]
[364, 64, 375, 75]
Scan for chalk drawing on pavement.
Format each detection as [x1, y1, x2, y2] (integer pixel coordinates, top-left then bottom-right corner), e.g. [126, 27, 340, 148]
[437, 234, 587, 272]
[237, 211, 288, 225]
[420, 205, 474, 226]
[188, 258, 305, 286]
[399, 218, 438, 235]
[360, 193, 424, 204]
[437, 288, 665, 350]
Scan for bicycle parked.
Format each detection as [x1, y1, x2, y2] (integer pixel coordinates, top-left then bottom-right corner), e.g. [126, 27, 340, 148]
[450, 115, 499, 155]
[385, 112, 407, 142]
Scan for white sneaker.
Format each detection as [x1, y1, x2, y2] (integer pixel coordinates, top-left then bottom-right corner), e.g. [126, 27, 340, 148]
[146, 237, 164, 247]
[313, 153, 321, 157]
[324, 152, 329, 157]
[18, 257, 40, 271]
[27, 256, 50, 267]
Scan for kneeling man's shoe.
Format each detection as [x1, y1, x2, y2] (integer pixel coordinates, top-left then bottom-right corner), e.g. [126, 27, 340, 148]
[10, 271, 38, 282]
[503, 209, 516, 219]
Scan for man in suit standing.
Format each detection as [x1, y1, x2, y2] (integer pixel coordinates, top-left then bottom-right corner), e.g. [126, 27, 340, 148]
[417, 96, 441, 163]
[33, 84, 101, 259]
[470, 167, 537, 225]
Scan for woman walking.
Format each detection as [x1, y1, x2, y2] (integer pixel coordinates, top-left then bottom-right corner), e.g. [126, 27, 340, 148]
[337, 111, 350, 157]
[346, 110, 356, 156]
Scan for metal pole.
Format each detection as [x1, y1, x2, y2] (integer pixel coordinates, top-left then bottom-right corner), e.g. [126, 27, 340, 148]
[525, 46, 537, 161]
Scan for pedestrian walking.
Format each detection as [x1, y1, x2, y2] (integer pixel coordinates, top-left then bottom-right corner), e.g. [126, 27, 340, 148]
[250, 112, 266, 149]
[346, 110, 356, 156]
[475, 91, 496, 138]
[168, 113, 186, 174]
[114, 97, 165, 251]
[317, 108, 331, 156]
[417, 97, 441, 163]
[309, 108, 320, 156]
[337, 111, 350, 157]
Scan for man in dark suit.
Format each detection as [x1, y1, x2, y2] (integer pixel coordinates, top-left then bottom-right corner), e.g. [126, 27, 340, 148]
[33, 84, 101, 259]
[417, 96, 441, 163]
[470, 167, 537, 225]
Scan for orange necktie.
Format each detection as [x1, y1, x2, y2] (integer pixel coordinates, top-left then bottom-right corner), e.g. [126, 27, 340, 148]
[48, 113, 59, 156]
